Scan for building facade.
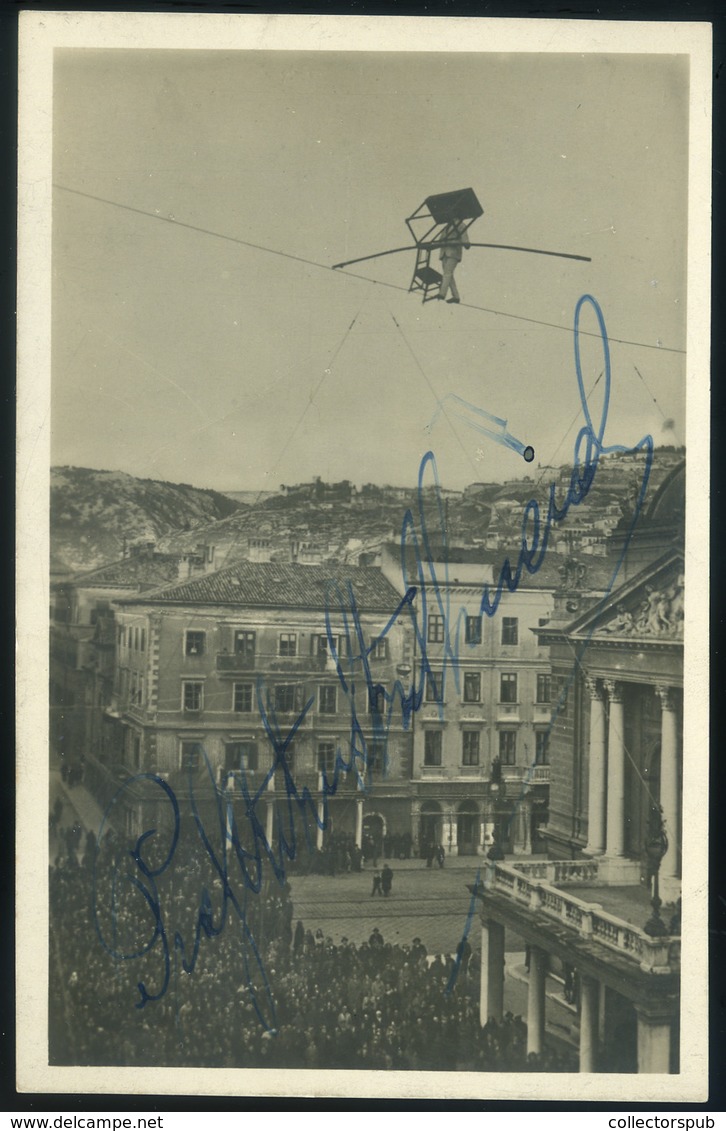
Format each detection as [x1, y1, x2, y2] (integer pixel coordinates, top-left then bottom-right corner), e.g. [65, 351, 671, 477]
[101, 561, 414, 853]
[475, 463, 684, 1073]
[49, 545, 186, 779]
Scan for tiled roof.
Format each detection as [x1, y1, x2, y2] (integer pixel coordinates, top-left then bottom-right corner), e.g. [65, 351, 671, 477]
[61, 554, 181, 591]
[117, 561, 402, 612]
[393, 544, 615, 591]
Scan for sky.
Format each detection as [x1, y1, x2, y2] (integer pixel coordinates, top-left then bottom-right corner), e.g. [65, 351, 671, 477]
[51, 47, 690, 493]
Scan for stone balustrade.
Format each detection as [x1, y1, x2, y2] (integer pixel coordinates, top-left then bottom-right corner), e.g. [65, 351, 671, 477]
[482, 861, 679, 974]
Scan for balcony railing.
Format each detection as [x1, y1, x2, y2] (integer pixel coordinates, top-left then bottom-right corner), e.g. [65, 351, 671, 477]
[267, 654, 327, 673]
[511, 858, 600, 885]
[216, 653, 256, 673]
[216, 653, 328, 675]
[481, 860, 680, 974]
[499, 764, 550, 786]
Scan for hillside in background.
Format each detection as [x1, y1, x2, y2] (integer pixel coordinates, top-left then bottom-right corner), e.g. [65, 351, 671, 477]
[51, 467, 244, 575]
[51, 447, 685, 578]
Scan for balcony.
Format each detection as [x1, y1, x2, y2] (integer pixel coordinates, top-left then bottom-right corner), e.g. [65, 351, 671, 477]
[216, 652, 256, 674]
[216, 652, 327, 675]
[500, 764, 550, 786]
[267, 654, 326, 674]
[480, 860, 680, 975]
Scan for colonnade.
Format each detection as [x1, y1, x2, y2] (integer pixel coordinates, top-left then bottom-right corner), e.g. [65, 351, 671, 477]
[584, 678, 680, 887]
[478, 921, 675, 1073]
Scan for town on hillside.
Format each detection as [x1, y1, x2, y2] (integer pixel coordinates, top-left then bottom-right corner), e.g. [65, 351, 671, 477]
[49, 443, 685, 1075]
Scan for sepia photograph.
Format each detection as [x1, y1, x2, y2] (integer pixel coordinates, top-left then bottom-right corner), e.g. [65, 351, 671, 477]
[16, 13, 711, 1102]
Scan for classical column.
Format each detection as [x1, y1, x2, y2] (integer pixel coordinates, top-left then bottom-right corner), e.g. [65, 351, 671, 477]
[410, 800, 420, 849]
[636, 1007, 673, 1073]
[604, 680, 625, 857]
[584, 678, 606, 856]
[447, 809, 458, 854]
[579, 974, 599, 1072]
[316, 771, 325, 851]
[355, 797, 364, 850]
[265, 778, 275, 846]
[527, 945, 547, 1055]
[479, 920, 505, 1026]
[512, 799, 530, 855]
[656, 686, 680, 886]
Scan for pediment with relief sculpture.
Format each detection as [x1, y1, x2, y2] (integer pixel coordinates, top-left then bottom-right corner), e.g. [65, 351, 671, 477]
[561, 550, 684, 644]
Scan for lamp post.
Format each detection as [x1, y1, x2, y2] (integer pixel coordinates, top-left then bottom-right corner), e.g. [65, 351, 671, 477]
[487, 757, 504, 860]
[643, 804, 669, 937]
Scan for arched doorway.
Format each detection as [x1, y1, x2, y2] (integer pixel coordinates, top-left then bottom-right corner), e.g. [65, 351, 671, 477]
[419, 801, 442, 858]
[362, 813, 385, 863]
[457, 800, 480, 856]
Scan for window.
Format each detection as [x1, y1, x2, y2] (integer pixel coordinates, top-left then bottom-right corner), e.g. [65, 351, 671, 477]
[463, 671, 481, 703]
[501, 617, 519, 645]
[317, 742, 336, 774]
[368, 739, 386, 776]
[181, 740, 202, 772]
[425, 670, 444, 703]
[462, 730, 480, 766]
[427, 615, 445, 644]
[424, 730, 442, 766]
[318, 685, 337, 714]
[465, 616, 482, 645]
[89, 601, 110, 626]
[183, 681, 203, 712]
[370, 637, 389, 660]
[369, 685, 385, 714]
[535, 732, 550, 765]
[233, 682, 253, 713]
[536, 674, 552, 703]
[279, 632, 297, 657]
[185, 631, 206, 656]
[140, 628, 146, 652]
[225, 741, 258, 775]
[274, 684, 303, 713]
[500, 673, 518, 703]
[499, 730, 517, 764]
[555, 675, 569, 715]
[235, 631, 256, 657]
[317, 634, 348, 657]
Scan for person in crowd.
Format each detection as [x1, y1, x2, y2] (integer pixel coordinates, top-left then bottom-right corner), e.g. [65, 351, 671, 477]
[381, 863, 393, 897]
[371, 871, 383, 897]
[48, 832, 577, 1074]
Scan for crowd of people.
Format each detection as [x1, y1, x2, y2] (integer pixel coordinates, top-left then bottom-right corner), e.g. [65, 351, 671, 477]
[287, 830, 364, 876]
[49, 825, 577, 1073]
[284, 828, 420, 876]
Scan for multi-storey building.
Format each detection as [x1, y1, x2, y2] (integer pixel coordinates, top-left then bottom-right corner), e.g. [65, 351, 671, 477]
[379, 543, 614, 859]
[102, 561, 414, 849]
[49, 544, 186, 777]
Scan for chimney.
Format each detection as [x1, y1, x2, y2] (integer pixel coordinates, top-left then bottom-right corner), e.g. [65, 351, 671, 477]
[177, 555, 193, 581]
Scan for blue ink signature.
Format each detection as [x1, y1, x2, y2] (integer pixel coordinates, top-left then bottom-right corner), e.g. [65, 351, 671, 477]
[92, 293, 654, 1023]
